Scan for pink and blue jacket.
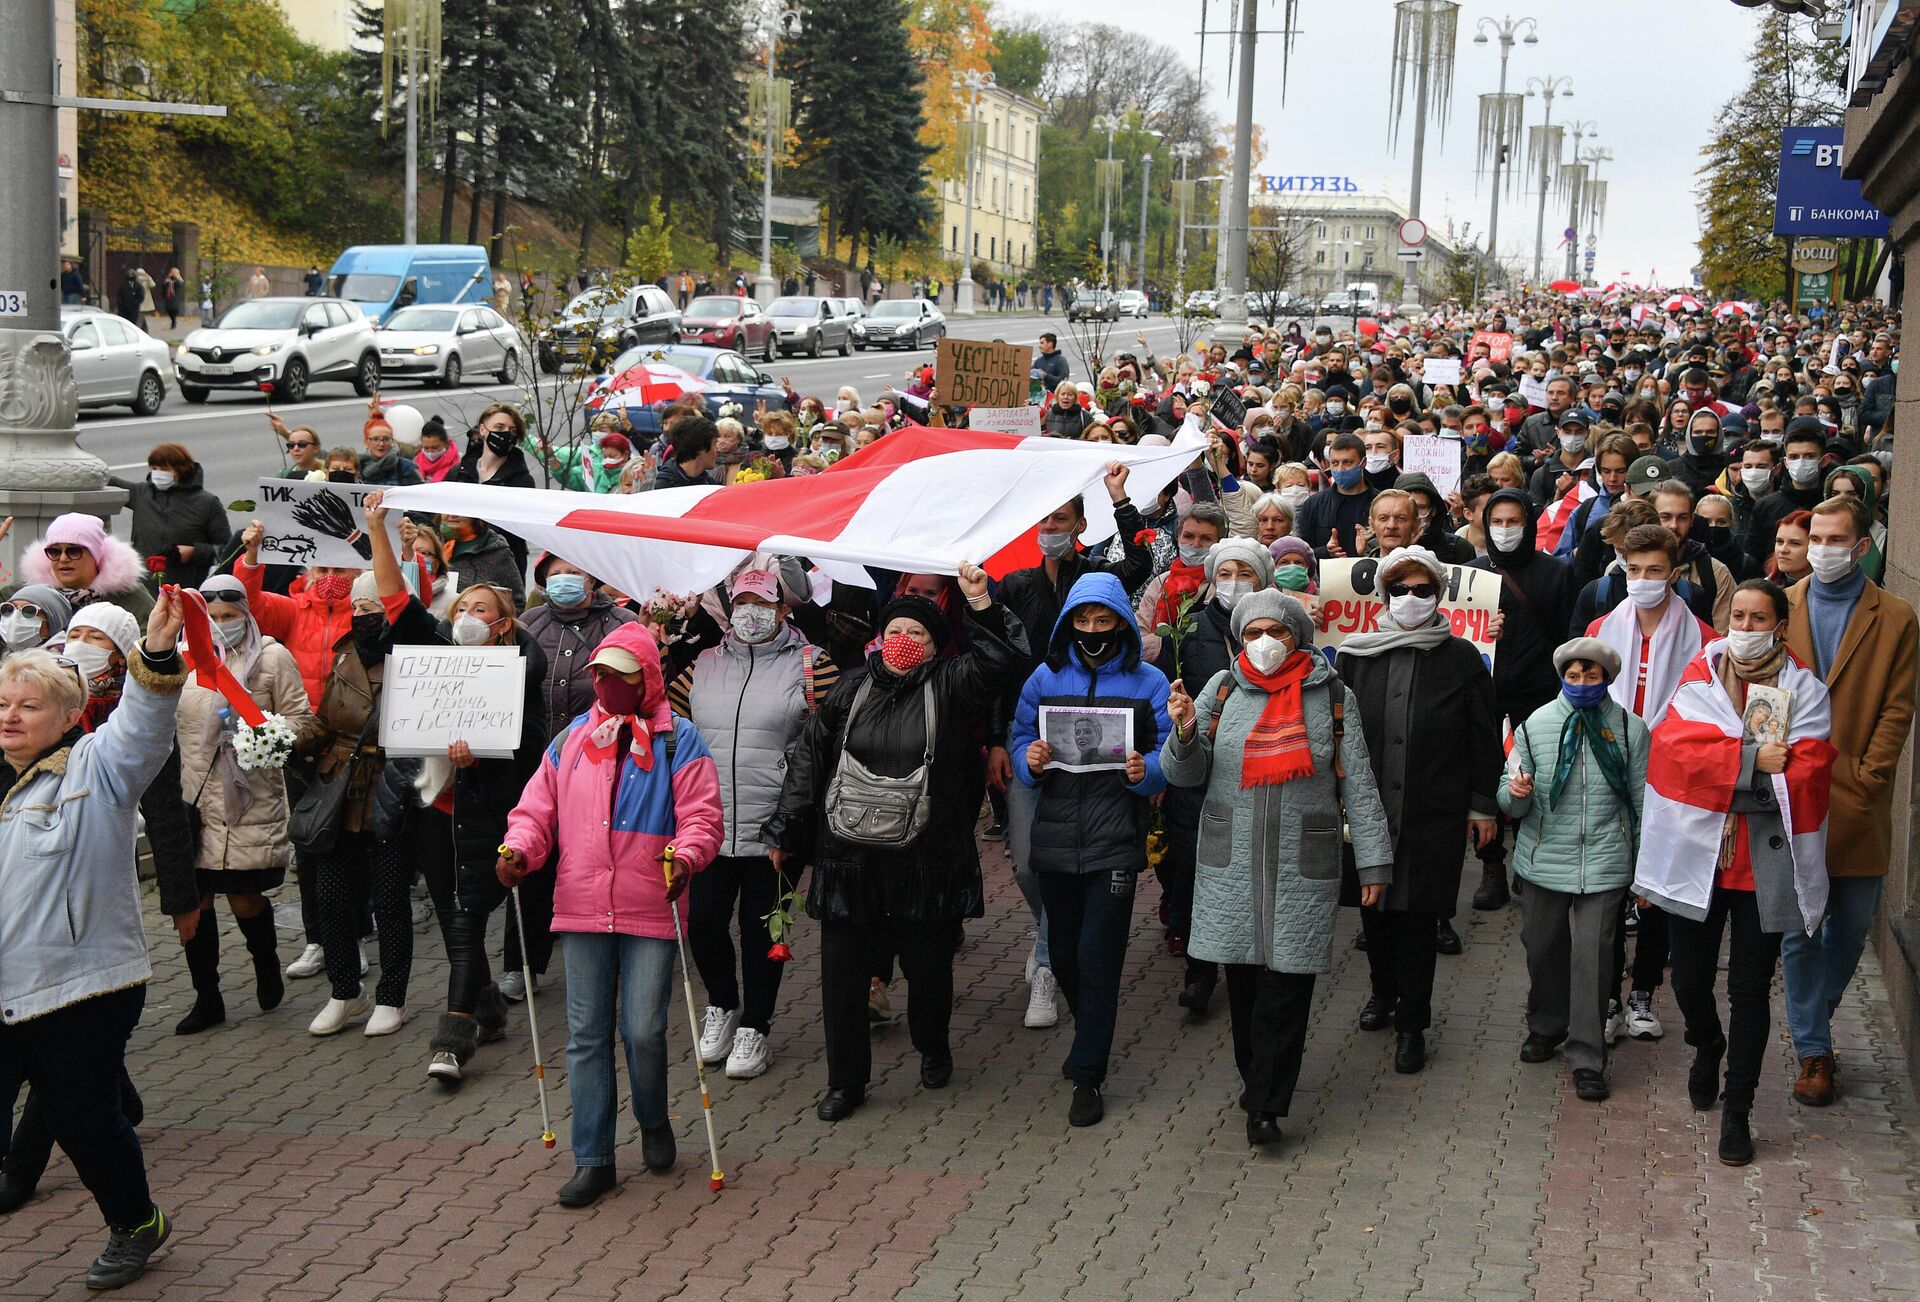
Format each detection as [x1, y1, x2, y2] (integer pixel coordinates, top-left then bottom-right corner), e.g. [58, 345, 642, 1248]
[504, 622, 724, 939]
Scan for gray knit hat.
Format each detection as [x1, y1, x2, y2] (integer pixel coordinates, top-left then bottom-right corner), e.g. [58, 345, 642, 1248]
[8, 584, 73, 634]
[1231, 589, 1315, 648]
[1204, 537, 1275, 588]
[1552, 636, 1622, 681]
[1376, 545, 1446, 586]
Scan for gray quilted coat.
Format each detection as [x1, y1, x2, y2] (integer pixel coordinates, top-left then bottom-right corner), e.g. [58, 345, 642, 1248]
[689, 622, 822, 858]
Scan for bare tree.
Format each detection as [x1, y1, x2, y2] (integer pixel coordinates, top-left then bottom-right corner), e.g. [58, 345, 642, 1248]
[1244, 208, 1311, 326]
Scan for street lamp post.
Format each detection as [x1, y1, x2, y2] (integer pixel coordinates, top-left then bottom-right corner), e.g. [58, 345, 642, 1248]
[1135, 150, 1156, 293]
[1170, 142, 1202, 303]
[1218, 0, 1259, 325]
[1526, 74, 1572, 285]
[1471, 14, 1537, 305]
[752, 1, 802, 306]
[955, 69, 994, 316]
[1558, 120, 1597, 281]
[1093, 112, 1122, 288]
[1577, 145, 1612, 280]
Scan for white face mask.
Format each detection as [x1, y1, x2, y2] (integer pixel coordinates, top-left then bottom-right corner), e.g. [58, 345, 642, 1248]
[1559, 432, 1587, 454]
[1036, 529, 1076, 559]
[762, 434, 790, 451]
[1808, 542, 1859, 583]
[1243, 634, 1290, 673]
[0, 611, 45, 650]
[1279, 485, 1311, 510]
[1489, 524, 1526, 553]
[1388, 592, 1439, 628]
[1725, 628, 1777, 662]
[148, 469, 176, 490]
[451, 614, 496, 645]
[65, 640, 116, 686]
[213, 617, 249, 648]
[1739, 466, 1773, 495]
[1178, 543, 1210, 567]
[1785, 456, 1822, 485]
[1365, 452, 1393, 473]
[730, 603, 779, 643]
[1626, 577, 1670, 609]
[1214, 578, 1254, 609]
[1324, 401, 1347, 417]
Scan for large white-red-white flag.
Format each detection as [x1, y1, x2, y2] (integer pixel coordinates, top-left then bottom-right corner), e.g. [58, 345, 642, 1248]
[384, 422, 1207, 600]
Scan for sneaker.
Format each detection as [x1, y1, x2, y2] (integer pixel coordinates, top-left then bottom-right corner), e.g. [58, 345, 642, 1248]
[359, 943, 369, 976]
[364, 1004, 408, 1037]
[1624, 990, 1664, 1040]
[725, 1027, 770, 1079]
[499, 971, 533, 1003]
[84, 1203, 170, 1290]
[867, 978, 893, 1025]
[1025, 966, 1060, 1029]
[1572, 1069, 1610, 1102]
[981, 821, 1006, 841]
[285, 943, 325, 979]
[308, 990, 373, 1036]
[697, 1006, 739, 1065]
[1623, 905, 1639, 936]
[426, 1051, 462, 1083]
[1604, 999, 1624, 1044]
[411, 897, 435, 929]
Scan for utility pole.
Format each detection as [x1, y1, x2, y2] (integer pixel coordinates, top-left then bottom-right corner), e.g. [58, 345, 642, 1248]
[1578, 145, 1611, 283]
[955, 69, 993, 315]
[1170, 142, 1202, 303]
[1560, 120, 1596, 280]
[1135, 151, 1155, 293]
[753, 2, 801, 305]
[1094, 112, 1121, 289]
[1219, 0, 1258, 325]
[1526, 75, 1572, 284]
[1471, 14, 1537, 305]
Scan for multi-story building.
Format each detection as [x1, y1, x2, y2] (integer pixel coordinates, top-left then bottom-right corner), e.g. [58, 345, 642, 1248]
[1246, 176, 1458, 301]
[936, 84, 1041, 278]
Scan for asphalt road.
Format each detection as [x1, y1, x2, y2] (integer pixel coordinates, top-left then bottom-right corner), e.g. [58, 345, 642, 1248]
[75, 311, 1199, 521]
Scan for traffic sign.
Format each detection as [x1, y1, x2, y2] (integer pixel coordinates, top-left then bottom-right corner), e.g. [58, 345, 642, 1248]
[1397, 248, 1425, 261]
[1398, 217, 1428, 246]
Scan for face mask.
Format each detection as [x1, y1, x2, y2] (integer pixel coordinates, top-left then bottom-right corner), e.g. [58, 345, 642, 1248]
[1808, 542, 1859, 583]
[1072, 626, 1118, 663]
[763, 434, 790, 451]
[148, 469, 176, 490]
[1489, 524, 1526, 553]
[1689, 433, 1719, 455]
[311, 575, 353, 605]
[1214, 578, 1254, 609]
[485, 431, 518, 456]
[1331, 466, 1365, 491]
[879, 632, 928, 674]
[1388, 397, 1411, 415]
[1639, 387, 1659, 401]
[1702, 522, 1733, 549]
[1365, 452, 1393, 473]
[1244, 634, 1290, 674]
[544, 574, 588, 608]
[65, 641, 117, 689]
[1786, 456, 1821, 485]
[1177, 543, 1209, 567]
[451, 614, 496, 646]
[214, 618, 249, 648]
[1274, 563, 1310, 592]
[1739, 467, 1773, 495]
[1036, 529, 1076, 559]
[601, 455, 627, 472]
[351, 610, 388, 646]
[1563, 680, 1610, 710]
[731, 603, 779, 643]
[328, 469, 357, 483]
[1726, 628, 1777, 662]
[0, 612, 44, 650]
[1622, 368, 1642, 383]
[1626, 577, 1670, 609]
[1388, 592, 1439, 628]
[1324, 402, 1347, 417]
[1278, 485, 1311, 510]
[594, 673, 645, 716]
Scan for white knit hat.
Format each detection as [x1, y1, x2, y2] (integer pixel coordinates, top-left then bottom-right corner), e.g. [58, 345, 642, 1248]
[68, 602, 140, 655]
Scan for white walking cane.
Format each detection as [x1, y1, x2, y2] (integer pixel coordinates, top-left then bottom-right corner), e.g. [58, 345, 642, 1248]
[509, 885, 556, 1149]
[663, 845, 726, 1190]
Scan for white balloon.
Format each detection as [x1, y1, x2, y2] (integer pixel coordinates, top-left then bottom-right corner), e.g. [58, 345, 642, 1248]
[384, 403, 425, 442]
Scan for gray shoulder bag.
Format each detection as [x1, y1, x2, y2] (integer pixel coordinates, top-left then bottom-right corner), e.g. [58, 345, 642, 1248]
[824, 676, 937, 849]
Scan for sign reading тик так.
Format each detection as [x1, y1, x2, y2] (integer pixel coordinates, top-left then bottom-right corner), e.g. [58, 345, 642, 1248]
[379, 648, 527, 758]
[937, 337, 1033, 409]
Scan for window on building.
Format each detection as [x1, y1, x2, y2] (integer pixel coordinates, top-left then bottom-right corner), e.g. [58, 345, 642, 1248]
[1024, 185, 1030, 218]
[1364, 251, 1375, 268]
[973, 232, 980, 255]
[1342, 250, 1351, 266]
[991, 237, 998, 260]
[1365, 225, 1376, 241]
[1020, 242, 1027, 264]
[1341, 225, 1351, 240]
[991, 176, 998, 207]
[951, 225, 959, 251]
[1315, 250, 1326, 265]
[1317, 223, 1328, 240]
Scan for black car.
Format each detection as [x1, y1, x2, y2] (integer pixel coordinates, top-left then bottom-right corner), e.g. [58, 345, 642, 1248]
[537, 284, 681, 372]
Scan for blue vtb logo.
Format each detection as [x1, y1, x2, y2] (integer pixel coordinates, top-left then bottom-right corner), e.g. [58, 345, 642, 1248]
[1791, 138, 1841, 166]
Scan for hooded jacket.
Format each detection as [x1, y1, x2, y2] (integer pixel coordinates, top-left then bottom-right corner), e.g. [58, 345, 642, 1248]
[232, 556, 357, 708]
[112, 462, 232, 589]
[1471, 489, 1575, 713]
[11, 532, 154, 621]
[689, 621, 828, 859]
[1394, 471, 1476, 563]
[1010, 573, 1171, 877]
[520, 589, 641, 740]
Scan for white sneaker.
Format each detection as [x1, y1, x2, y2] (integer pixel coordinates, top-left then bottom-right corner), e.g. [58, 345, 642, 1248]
[359, 943, 369, 976]
[499, 971, 538, 1002]
[364, 1004, 408, 1037]
[427, 1051, 462, 1082]
[725, 1027, 770, 1079]
[1625, 990, 1665, 1041]
[1025, 967, 1060, 1029]
[1604, 999, 1624, 1045]
[411, 897, 435, 929]
[309, 990, 373, 1036]
[697, 1006, 740, 1064]
[285, 943, 325, 979]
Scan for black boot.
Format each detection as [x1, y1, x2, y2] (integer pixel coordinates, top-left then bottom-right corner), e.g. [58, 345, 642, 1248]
[1470, 863, 1510, 910]
[1688, 1036, 1727, 1111]
[1176, 964, 1216, 1014]
[1717, 1108, 1754, 1166]
[175, 910, 226, 1035]
[641, 1125, 676, 1173]
[234, 906, 283, 1012]
[1394, 1031, 1427, 1074]
[1358, 996, 1396, 1032]
[1435, 919, 1463, 955]
[557, 1165, 616, 1207]
[475, 984, 510, 1044]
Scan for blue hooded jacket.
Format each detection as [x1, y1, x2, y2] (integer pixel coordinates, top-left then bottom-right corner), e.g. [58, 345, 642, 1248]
[1010, 572, 1171, 876]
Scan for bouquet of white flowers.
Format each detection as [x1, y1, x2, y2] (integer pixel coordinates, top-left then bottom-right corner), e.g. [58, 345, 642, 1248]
[232, 713, 297, 772]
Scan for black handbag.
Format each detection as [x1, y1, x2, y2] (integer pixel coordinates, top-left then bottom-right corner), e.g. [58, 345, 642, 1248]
[288, 708, 379, 857]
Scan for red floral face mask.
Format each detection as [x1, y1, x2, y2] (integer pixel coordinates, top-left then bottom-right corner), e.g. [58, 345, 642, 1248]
[879, 632, 928, 674]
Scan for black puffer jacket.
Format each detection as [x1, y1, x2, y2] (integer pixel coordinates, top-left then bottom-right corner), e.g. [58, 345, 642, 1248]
[112, 461, 232, 589]
[764, 600, 1022, 925]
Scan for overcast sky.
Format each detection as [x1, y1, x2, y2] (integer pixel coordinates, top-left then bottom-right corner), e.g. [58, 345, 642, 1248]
[1009, 0, 1768, 284]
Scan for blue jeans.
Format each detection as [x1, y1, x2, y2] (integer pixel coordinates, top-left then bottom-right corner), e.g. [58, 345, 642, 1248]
[1004, 778, 1050, 970]
[561, 932, 676, 1167]
[1780, 876, 1884, 1060]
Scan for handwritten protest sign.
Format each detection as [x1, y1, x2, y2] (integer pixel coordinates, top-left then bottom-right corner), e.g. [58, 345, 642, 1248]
[1518, 374, 1550, 410]
[379, 647, 527, 758]
[1316, 557, 1502, 669]
[970, 405, 1041, 437]
[937, 337, 1032, 408]
[1470, 330, 1515, 363]
[1403, 434, 1463, 499]
[1421, 357, 1462, 387]
[254, 478, 405, 569]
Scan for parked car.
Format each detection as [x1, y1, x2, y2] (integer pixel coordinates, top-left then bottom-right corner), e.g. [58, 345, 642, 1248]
[174, 297, 379, 404]
[587, 344, 788, 435]
[537, 284, 680, 373]
[1068, 290, 1120, 323]
[851, 298, 946, 350]
[680, 295, 774, 361]
[767, 296, 854, 358]
[1114, 290, 1150, 319]
[1182, 289, 1219, 316]
[63, 307, 172, 416]
[835, 297, 869, 347]
[376, 303, 526, 387]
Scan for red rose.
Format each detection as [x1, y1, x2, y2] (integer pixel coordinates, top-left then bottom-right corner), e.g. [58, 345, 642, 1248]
[146, 555, 168, 574]
[1132, 529, 1157, 546]
[767, 942, 793, 963]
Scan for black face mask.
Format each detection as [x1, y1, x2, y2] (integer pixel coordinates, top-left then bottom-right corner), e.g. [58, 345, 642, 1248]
[1701, 522, 1732, 550]
[485, 431, 518, 456]
[1072, 627, 1118, 663]
[352, 611, 388, 664]
[1388, 397, 1411, 415]
[328, 469, 356, 483]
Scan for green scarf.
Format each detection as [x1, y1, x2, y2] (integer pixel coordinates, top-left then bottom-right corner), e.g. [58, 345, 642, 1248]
[1549, 703, 1635, 834]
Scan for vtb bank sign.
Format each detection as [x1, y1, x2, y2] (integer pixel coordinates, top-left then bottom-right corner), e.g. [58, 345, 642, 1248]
[1773, 126, 1889, 237]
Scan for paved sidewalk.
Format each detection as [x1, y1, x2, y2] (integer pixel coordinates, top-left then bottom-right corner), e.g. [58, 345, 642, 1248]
[3, 835, 1917, 1300]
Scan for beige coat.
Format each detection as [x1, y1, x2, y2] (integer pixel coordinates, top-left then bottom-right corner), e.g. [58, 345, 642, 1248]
[176, 637, 316, 872]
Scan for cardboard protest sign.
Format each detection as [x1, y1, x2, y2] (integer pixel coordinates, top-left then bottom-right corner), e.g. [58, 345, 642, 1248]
[1403, 434, 1463, 499]
[1316, 557, 1502, 669]
[253, 478, 405, 569]
[1518, 374, 1550, 410]
[1421, 357, 1462, 387]
[937, 337, 1032, 408]
[970, 405, 1041, 437]
[1470, 330, 1515, 363]
[379, 647, 527, 758]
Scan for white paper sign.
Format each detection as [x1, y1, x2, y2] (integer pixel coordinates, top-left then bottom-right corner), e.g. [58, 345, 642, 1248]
[970, 405, 1042, 437]
[254, 477, 406, 569]
[1421, 357, 1461, 387]
[1038, 704, 1135, 773]
[1403, 434, 1463, 499]
[1518, 374, 1550, 409]
[1317, 559, 1503, 670]
[379, 647, 527, 758]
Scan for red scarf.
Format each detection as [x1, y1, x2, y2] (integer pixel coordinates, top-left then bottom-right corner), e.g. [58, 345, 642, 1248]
[1154, 559, 1208, 629]
[1236, 649, 1316, 787]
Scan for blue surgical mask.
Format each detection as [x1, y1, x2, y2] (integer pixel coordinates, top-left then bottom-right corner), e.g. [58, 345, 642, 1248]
[545, 573, 589, 608]
[1563, 680, 1610, 710]
[1331, 466, 1365, 490]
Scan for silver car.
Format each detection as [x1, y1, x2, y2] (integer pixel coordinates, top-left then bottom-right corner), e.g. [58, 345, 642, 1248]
[851, 298, 947, 350]
[62, 308, 171, 415]
[377, 304, 528, 387]
[766, 296, 853, 357]
[175, 296, 380, 403]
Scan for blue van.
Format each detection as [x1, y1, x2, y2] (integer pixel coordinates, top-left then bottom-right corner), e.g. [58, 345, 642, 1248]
[326, 244, 491, 324]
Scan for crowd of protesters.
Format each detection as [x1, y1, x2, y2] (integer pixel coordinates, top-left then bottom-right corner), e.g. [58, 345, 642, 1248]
[0, 287, 1906, 1289]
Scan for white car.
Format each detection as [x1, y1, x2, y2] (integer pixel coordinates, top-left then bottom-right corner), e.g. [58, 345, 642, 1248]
[62, 307, 172, 415]
[377, 304, 527, 387]
[1182, 289, 1219, 315]
[1115, 290, 1150, 318]
[175, 297, 380, 403]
